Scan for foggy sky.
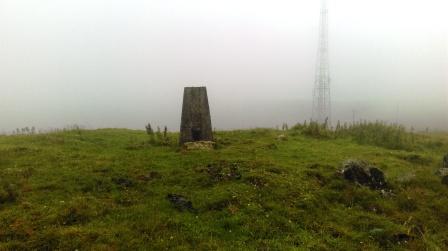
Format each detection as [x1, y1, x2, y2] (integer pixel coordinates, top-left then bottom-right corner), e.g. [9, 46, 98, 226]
[0, 0, 447, 133]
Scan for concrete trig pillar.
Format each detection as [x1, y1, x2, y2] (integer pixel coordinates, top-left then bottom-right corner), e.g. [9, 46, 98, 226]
[179, 87, 213, 145]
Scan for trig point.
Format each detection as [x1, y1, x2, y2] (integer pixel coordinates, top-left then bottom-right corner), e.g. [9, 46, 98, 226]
[179, 87, 213, 145]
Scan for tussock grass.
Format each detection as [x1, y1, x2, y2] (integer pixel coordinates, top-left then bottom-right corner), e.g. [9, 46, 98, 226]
[292, 121, 437, 151]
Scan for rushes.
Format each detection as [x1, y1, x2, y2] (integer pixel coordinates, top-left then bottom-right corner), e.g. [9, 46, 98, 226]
[293, 120, 417, 150]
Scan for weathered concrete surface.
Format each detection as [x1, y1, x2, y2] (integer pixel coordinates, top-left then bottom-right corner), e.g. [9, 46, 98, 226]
[179, 87, 213, 145]
[183, 141, 215, 151]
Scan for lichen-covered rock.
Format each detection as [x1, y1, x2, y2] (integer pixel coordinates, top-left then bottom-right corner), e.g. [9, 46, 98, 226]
[183, 141, 215, 151]
[341, 160, 387, 189]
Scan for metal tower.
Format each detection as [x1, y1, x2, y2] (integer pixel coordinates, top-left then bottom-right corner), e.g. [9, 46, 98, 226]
[312, 0, 331, 124]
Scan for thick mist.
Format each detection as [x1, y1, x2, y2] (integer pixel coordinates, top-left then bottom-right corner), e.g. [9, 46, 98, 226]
[0, 0, 447, 133]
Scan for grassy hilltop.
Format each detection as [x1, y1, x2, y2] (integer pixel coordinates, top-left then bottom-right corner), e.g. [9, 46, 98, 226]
[0, 126, 448, 250]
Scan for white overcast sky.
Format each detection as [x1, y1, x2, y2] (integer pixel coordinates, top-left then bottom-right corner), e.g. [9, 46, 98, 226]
[0, 0, 447, 132]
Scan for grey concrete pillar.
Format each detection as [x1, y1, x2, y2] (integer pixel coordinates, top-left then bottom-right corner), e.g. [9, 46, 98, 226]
[179, 87, 213, 145]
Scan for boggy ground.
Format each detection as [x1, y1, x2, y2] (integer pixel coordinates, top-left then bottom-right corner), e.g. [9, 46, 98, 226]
[0, 128, 447, 250]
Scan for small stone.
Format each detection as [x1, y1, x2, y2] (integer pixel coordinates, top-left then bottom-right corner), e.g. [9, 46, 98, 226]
[266, 167, 282, 174]
[166, 194, 196, 212]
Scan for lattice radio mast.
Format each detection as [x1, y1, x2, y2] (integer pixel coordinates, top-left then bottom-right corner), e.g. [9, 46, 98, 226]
[312, 0, 331, 124]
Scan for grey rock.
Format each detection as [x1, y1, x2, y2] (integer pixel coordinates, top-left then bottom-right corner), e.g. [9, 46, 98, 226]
[341, 160, 387, 189]
[444, 154, 448, 168]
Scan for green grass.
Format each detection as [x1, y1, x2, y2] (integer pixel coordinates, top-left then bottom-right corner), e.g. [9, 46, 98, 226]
[0, 128, 447, 250]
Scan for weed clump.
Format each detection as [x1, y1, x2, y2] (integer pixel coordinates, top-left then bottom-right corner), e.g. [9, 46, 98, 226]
[206, 197, 239, 211]
[145, 123, 173, 146]
[204, 161, 242, 184]
[137, 171, 161, 182]
[396, 196, 418, 212]
[145, 123, 154, 138]
[245, 175, 269, 188]
[292, 120, 331, 138]
[0, 181, 18, 204]
[166, 194, 196, 212]
[305, 169, 329, 186]
[57, 197, 107, 226]
[79, 177, 113, 193]
[342, 122, 415, 150]
[399, 154, 432, 165]
[112, 177, 134, 188]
